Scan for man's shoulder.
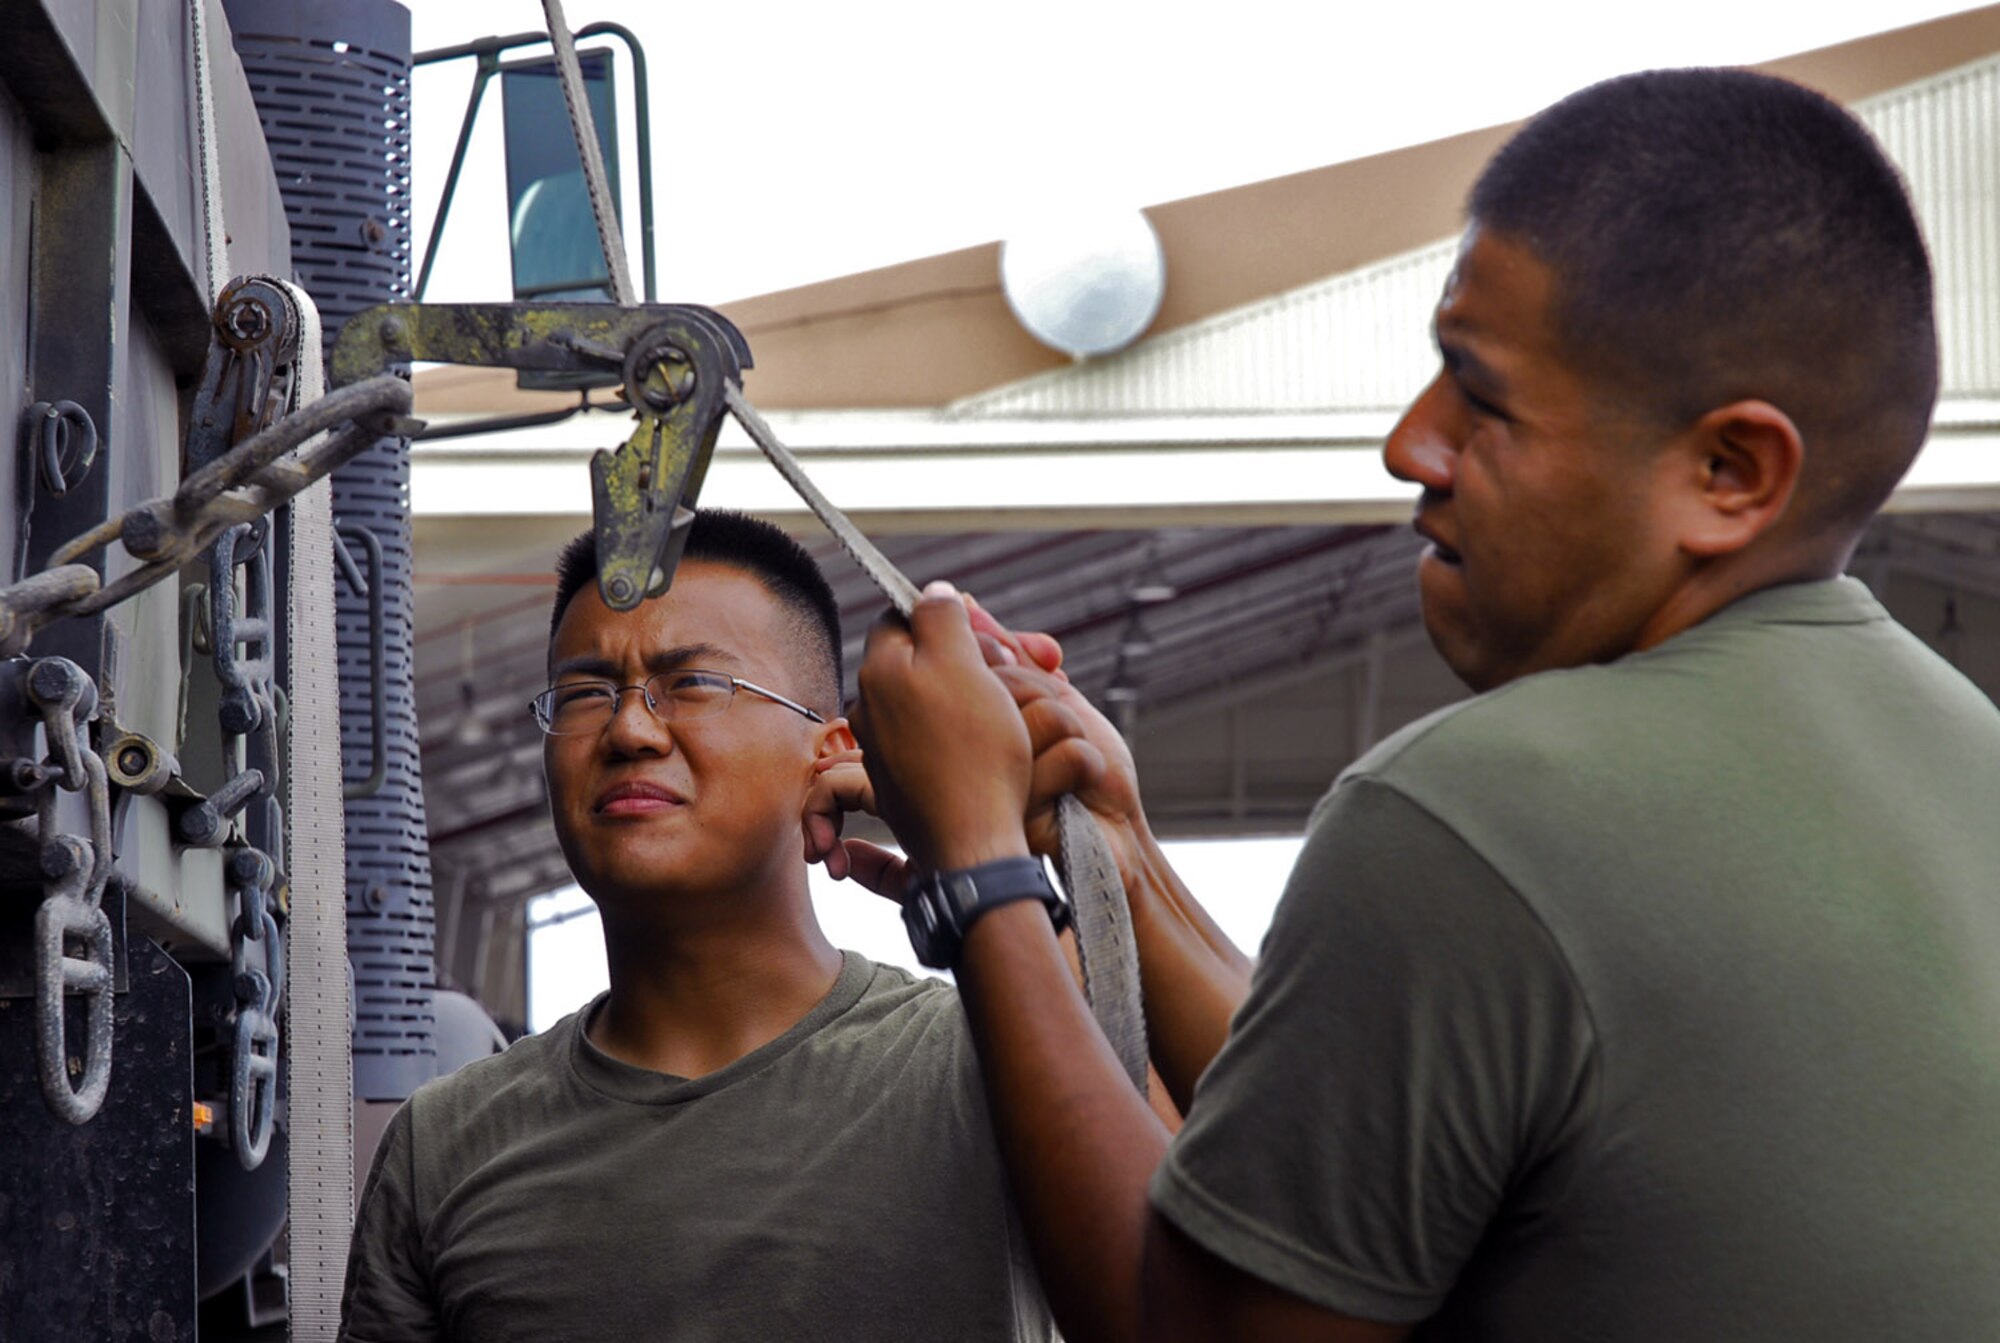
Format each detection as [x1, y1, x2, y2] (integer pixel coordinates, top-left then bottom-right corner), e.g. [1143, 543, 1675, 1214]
[1339, 661, 1618, 797]
[404, 1008, 579, 1135]
[852, 955, 954, 1002]
[1350, 582, 2000, 798]
[791, 956, 988, 1105]
[1314, 621, 1788, 884]
[836, 956, 965, 1037]
[1340, 585, 1891, 793]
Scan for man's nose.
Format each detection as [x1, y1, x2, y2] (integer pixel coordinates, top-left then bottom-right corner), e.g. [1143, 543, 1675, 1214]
[602, 685, 674, 755]
[1383, 376, 1458, 493]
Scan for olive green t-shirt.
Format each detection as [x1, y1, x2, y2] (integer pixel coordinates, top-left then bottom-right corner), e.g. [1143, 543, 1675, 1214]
[341, 953, 1052, 1342]
[1153, 579, 2000, 1338]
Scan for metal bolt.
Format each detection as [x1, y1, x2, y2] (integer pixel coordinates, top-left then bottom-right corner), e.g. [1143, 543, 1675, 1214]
[2, 759, 51, 793]
[225, 299, 271, 343]
[218, 687, 263, 736]
[606, 574, 636, 605]
[638, 349, 694, 411]
[106, 733, 178, 796]
[378, 315, 407, 349]
[176, 768, 263, 847]
[176, 803, 222, 848]
[228, 847, 272, 890]
[121, 508, 171, 562]
[40, 837, 86, 881]
[27, 657, 85, 710]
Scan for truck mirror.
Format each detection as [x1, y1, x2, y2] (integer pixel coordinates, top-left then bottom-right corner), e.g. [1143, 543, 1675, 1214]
[501, 48, 621, 306]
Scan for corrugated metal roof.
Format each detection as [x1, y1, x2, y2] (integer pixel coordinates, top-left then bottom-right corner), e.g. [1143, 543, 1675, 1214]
[953, 239, 1456, 417]
[956, 54, 2000, 418]
[1862, 55, 2000, 396]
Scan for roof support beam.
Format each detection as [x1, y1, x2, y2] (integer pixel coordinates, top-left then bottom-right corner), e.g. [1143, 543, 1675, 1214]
[409, 401, 2000, 530]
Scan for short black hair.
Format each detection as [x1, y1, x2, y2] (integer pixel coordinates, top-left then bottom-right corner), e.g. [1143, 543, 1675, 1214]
[550, 511, 843, 717]
[1470, 68, 1937, 531]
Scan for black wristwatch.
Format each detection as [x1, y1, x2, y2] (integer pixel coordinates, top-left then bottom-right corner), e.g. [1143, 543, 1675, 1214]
[903, 857, 1071, 970]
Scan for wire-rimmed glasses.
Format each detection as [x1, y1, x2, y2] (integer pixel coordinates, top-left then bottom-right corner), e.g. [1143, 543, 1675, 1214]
[530, 669, 825, 736]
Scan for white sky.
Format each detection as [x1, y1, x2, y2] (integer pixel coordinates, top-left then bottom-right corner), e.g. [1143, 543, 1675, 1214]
[413, 0, 1984, 1017]
[408, 0, 1987, 307]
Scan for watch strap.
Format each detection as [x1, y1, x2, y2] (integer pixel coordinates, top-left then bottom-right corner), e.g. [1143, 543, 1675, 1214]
[903, 857, 1068, 969]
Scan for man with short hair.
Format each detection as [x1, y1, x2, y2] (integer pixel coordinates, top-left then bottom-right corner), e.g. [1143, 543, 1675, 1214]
[340, 510, 1072, 1341]
[849, 68, 2000, 1340]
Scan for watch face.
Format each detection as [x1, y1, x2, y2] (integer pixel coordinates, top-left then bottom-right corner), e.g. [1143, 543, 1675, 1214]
[903, 884, 950, 968]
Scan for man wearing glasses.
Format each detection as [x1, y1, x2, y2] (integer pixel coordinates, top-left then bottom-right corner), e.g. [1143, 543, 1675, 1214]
[339, 511, 1065, 1341]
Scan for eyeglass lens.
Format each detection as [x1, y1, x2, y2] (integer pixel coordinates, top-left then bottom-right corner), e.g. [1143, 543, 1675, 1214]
[538, 671, 735, 734]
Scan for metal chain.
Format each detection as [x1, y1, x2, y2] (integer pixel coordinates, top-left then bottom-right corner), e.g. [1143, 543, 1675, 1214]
[0, 375, 416, 659]
[208, 516, 287, 1171]
[225, 845, 281, 1167]
[211, 522, 282, 835]
[0, 373, 413, 658]
[27, 655, 117, 1124]
[10, 275, 410, 1134]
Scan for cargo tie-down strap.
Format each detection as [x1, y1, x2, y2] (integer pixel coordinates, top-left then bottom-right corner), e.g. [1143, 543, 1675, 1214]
[188, 0, 355, 1335]
[726, 389, 1150, 1091]
[538, 0, 1150, 1091]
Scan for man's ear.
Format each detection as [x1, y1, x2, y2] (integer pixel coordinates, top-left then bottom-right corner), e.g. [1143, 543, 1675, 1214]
[815, 716, 858, 760]
[1672, 399, 1805, 558]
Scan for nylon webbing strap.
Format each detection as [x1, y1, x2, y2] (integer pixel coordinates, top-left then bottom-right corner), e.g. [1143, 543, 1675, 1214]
[723, 388, 920, 615]
[188, 0, 228, 300]
[276, 282, 354, 1342]
[539, 0, 636, 307]
[284, 477, 353, 1340]
[724, 386, 1150, 1090]
[1054, 797, 1147, 1089]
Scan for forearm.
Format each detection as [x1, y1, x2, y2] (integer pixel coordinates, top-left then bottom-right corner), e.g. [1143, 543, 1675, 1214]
[956, 900, 1169, 1343]
[1115, 820, 1254, 1110]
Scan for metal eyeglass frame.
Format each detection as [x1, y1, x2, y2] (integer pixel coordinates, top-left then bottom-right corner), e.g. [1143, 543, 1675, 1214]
[530, 670, 825, 736]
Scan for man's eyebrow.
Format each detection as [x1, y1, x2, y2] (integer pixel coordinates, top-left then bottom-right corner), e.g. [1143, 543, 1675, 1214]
[1435, 320, 1509, 397]
[549, 642, 736, 681]
[549, 654, 619, 680]
[643, 642, 734, 673]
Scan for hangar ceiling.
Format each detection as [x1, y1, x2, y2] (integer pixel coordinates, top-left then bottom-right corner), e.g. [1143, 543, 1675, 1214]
[397, 29, 2000, 1021]
[411, 508, 2000, 1008]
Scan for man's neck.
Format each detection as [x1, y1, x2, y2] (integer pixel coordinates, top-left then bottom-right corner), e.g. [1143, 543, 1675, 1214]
[1634, 537, 1851, 656]
[587, 888, 844, 1080]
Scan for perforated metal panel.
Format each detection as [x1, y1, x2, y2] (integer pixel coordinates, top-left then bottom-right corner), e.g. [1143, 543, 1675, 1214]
[224, 0, 435, 1101]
